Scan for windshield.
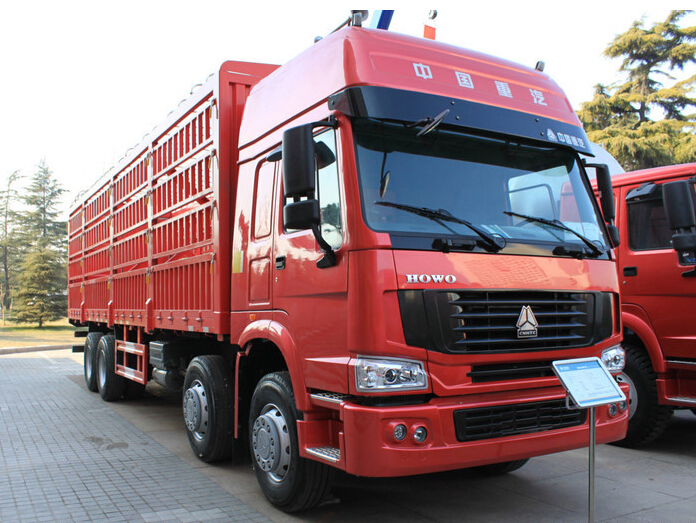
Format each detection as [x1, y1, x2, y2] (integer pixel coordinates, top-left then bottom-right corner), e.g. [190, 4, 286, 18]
[354, 119, 608, 256]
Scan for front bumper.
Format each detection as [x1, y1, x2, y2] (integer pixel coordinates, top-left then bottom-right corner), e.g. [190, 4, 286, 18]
[300, 383, 629, 477]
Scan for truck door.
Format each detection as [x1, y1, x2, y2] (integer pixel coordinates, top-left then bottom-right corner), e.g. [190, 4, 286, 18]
[621, 181, 696, 359]
[272, 128, 348, 386]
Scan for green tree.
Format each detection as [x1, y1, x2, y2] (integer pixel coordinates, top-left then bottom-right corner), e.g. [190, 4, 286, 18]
[11, 160, 67, 326]
[0, 170, 21, 320]
[12, 248, 67, 327]
[19, 159, 66, 250]
[578, 10, 696, 170]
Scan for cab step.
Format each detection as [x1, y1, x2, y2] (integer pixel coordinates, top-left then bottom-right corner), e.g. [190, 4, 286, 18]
[306, 446, 341, 463]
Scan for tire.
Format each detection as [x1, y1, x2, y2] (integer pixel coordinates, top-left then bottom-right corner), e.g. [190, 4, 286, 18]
[249, 371, 333, 512]
[83, 332, 103, 392]
[475, 459, 529, 476]
[96, 335, 125, 402]
[614, 344, 672, 448]
[183, 355, 235, 463]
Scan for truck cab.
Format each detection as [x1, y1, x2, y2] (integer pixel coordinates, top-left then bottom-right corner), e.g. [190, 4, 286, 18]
[607, 163, 696, 446]
[233, 26, 627, 505]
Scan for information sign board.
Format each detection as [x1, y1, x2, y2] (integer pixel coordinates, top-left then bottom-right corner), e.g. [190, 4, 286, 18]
[552, 357, 626, 408]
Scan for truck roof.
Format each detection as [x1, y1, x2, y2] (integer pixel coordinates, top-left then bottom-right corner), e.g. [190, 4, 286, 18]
[239, 26, 582, 148]
[609, 163, 696, 187]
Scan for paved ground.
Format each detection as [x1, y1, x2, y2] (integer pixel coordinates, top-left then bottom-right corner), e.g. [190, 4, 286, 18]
[2, 348, 696, 523]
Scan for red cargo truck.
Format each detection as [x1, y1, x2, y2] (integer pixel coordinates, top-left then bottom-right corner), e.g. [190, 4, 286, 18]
[68, 20, 628, 511]
[604, 164, 696, 447]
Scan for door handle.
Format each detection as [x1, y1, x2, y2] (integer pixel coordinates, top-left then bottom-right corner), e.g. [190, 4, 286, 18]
[275, 256, 286, 270]
[623, 266, 637, 277]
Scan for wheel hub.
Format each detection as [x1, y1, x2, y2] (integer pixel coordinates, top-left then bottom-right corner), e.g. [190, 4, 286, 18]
[252, 405, 291, 481]
[617, 372, 637, 419]
[183, 381, 208, 439]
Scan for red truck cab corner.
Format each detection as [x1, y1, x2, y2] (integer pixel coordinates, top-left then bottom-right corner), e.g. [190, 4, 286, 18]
[599, 163, 696, 448]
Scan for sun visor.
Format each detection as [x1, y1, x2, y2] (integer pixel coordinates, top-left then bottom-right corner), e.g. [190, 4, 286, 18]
[329, 86, 592, 155]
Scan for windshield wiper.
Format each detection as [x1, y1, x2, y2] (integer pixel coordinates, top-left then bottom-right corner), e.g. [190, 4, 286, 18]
[504, 211, 604, 258]
[405, 109, 450, 137]
[376, 201, 504, 253]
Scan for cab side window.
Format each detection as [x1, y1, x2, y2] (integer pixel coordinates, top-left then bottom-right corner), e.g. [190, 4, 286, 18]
[254, 162, 275, 239]
[314, 131, 343, 250]
[626, 186, 671, 251]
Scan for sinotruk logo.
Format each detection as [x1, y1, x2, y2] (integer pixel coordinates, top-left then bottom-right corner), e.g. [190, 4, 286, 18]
[516, 306, 538, 338]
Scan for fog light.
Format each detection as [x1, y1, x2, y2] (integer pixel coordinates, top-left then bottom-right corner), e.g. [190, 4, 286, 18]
[619, 401, 628, 412]
[413, 426, 428, 443]
[608, 403, 618, 417]
[394, 424, 407, 442]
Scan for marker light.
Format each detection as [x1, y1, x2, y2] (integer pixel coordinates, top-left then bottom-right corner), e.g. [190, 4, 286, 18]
[355, 357, 428, 392]
[601, 345, 625, 372]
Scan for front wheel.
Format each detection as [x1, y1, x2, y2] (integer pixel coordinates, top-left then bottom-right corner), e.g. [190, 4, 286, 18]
[614, 344, 672, 447]
[249, 372, 332, 512]
[183, 355, 234, 462]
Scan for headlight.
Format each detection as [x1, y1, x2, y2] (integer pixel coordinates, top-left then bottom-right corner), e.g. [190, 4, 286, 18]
[355, 357, 428, 392]
[601, 345, 625, 372]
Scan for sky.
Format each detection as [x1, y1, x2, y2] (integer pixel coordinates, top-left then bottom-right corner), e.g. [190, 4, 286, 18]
[1, 2, 694, 219]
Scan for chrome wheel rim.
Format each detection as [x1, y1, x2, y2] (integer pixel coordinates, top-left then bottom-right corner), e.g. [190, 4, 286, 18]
[616, 372, 637, 419]
[183, 380, 209, 441]
[252, 404, 291, 482]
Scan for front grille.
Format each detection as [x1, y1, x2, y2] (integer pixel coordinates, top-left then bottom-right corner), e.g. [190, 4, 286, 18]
[453, 399, 586, 442]
[468, 361, 555, 383]
[446, 291, 591, 353]
[398, 289, 613, 355]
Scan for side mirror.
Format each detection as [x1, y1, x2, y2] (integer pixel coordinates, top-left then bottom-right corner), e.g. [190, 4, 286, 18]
[282, 124, 316, 199]
[662, 180, 696, 270]
[283, 200, 320, 231]
[280, 118, 339, 268]
[587, 162, 619, 247]
[606, 224, 620, 248]
[594, 164, 615, 222]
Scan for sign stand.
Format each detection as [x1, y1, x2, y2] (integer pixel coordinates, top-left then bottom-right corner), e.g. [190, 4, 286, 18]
[589, 406, 596, 523]
[552, 358, 626, 523]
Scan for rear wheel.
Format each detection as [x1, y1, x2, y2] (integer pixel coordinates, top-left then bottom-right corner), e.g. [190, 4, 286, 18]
[96, 335, 125, 401]
[614, 344, 672, 447]
[249, 371, 332, 512]
[183, 355, 235, 462]
[83, 332, 103, 392]
[475, 458, 529, 476]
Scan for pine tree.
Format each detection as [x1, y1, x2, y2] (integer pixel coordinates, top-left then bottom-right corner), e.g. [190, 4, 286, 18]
[11, 160, 67, 326]
[578, 11, 696, 170]
[20, 159, 66, 250]
[0, 170, 21, 320]
[12, 248, 67, 327]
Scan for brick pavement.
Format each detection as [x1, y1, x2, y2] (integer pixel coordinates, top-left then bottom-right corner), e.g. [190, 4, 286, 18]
[0, 352, 272, 523]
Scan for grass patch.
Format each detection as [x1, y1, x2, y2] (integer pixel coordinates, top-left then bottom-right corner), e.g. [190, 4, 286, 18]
[0, 318, 80, 348]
